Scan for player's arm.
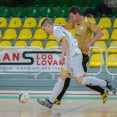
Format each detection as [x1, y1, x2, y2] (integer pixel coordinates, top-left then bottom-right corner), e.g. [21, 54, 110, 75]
[55, 21, 75, 30]
[85, 21, 104, 51]
[53, 28, 67, 64]
[91, 29, 104, 43]
[86, 29, 103, 51]
[61, 38, 68, 64]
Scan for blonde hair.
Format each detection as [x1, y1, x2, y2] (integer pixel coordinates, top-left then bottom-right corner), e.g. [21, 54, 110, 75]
[41, 18, 53, 27]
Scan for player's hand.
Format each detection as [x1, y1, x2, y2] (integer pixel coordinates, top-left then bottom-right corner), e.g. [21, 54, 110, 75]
[85, 43, 91, 51]
[60, 57, 65, 65]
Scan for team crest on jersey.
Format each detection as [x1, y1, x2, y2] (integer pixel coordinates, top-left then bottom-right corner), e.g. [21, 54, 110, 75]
[80, 26, 84, 30]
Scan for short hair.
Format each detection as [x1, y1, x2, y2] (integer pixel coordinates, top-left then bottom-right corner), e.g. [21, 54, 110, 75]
[69, 6, 82, 15]
[41, 18, 53, 27]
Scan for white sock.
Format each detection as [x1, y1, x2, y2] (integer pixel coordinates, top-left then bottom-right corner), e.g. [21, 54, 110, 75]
[81, 76, 107, 87]
[49, 77, 65, 103]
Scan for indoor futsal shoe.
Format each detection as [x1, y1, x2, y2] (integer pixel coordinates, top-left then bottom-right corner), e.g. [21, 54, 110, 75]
[54, 99, 61, 105]
[105, 79, 116, 94]
[101, 89, 109, 103]
[37, 99, 53, 108]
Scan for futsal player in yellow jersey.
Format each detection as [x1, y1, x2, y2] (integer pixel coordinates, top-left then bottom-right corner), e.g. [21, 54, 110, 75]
[55, 6, 116, 105]
[37, 19, 116, 108]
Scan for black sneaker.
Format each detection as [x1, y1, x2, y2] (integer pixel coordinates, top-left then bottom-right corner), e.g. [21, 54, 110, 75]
[105, 79, 116, 94]
[37, 99, 53, 108]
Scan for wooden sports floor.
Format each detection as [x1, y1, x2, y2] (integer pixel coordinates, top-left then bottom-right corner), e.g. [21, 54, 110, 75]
[0, 94, 117, 117]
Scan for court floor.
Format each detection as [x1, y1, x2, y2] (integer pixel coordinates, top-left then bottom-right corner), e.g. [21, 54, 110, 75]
[0, 94, 117, 117]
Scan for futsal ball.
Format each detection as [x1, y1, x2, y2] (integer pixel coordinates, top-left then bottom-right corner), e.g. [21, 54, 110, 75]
[18, 92, 30, 103]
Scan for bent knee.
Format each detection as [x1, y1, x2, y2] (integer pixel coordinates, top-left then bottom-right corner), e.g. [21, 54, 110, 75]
[75, 76, 84, 85]
[75, 78, 83, 85]
[59, 72, 69, 80]
[77, 81, 82, 85]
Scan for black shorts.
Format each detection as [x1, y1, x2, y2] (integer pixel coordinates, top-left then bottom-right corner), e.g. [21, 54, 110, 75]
[82, 53, 89, 72]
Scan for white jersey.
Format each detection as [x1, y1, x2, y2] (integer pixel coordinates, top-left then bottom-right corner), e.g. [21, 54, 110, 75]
[53, 26, 81, 58]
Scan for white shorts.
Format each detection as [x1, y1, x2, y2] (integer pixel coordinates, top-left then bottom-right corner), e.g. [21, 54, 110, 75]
[61, 53, 84, 78]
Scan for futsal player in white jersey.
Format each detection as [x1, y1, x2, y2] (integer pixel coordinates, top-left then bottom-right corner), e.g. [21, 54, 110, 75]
[37, 19, 116, 108]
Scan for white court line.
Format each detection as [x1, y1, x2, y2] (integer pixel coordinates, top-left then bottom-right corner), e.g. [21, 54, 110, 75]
[0, 90, 115, 95]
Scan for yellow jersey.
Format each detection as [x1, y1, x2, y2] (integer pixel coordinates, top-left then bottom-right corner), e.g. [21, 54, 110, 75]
[66, 17, 102, 55]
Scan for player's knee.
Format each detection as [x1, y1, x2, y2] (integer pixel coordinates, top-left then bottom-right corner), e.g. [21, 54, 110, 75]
[68, 73, 71, 78]
[75, 78, 82, 85]
[59, 74, 66, 80]
[76, 80, 82, 85]
[75, 76, 84, 85]
[59, 71, 69, 80]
